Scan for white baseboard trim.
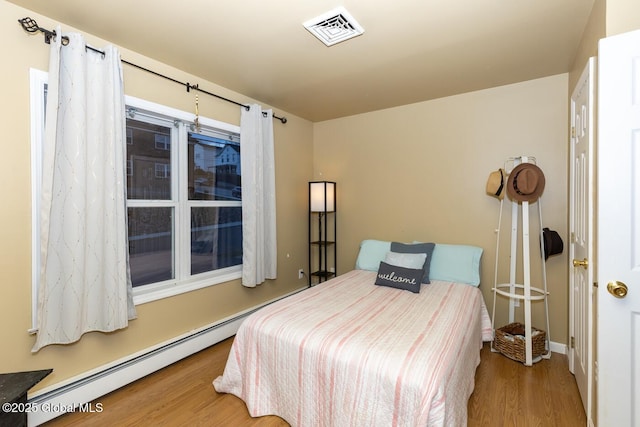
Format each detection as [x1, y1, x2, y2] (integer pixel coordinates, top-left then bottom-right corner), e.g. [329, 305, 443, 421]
[550, 340, 567, 355]
[28, 287, 306, 426]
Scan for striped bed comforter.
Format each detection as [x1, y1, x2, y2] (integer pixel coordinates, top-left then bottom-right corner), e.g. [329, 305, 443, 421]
[213, 269, 493, 426]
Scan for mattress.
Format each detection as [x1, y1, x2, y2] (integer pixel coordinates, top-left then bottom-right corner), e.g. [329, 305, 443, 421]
[213, 269, 492, 426]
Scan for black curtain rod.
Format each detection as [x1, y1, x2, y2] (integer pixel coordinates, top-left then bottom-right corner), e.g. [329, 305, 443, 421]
[18, 17, 287, 124]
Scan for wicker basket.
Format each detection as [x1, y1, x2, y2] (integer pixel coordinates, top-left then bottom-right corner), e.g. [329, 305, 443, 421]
[494, 322, 546, 363]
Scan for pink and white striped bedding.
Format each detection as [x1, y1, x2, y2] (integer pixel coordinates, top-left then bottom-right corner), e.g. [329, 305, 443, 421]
[213, 269, 493, 426]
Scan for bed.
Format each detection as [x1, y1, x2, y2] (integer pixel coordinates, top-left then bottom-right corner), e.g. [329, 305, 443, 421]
[213, 241, 493, 426]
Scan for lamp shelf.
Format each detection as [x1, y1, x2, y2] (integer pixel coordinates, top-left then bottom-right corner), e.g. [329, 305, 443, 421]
[310, 240, 335, 246]
[310, 270, 336, 279]
[309, 181, 337, 286]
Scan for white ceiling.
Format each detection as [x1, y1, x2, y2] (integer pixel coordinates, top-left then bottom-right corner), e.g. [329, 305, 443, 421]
[10, 0, 594, 122]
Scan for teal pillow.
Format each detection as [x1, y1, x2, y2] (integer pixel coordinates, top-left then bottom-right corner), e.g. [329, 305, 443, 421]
[429, 244, 483, 286]
[355, 239, 391, 271]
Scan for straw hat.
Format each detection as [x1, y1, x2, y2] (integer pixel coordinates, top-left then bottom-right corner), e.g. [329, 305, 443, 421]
[506, 163, 545, 202]
[485, 168, 506, 200]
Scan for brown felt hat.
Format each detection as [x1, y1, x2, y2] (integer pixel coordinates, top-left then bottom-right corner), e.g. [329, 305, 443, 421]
[486, 168, 506, 200]
[506, 163, 545, 202]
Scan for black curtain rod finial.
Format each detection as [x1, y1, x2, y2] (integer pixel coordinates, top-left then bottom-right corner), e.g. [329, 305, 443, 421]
[18, 17, 68, 45]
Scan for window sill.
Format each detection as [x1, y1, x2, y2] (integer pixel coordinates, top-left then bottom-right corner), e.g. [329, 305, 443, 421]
[132, 266, 242, 306]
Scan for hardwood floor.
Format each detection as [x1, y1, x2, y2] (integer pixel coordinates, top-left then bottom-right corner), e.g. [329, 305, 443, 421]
[468, 346, 586, 427]
[44, 338, 586, 426]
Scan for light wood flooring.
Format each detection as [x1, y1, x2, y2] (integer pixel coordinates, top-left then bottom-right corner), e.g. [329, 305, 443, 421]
[44, 338, 586, 426]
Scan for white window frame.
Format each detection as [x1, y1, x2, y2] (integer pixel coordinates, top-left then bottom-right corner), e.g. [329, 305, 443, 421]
[125, 96, 242, 305]
[30, 71, 243, 331]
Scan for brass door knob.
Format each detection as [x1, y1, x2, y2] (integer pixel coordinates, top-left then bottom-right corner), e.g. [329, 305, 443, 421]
[573, 258, 588, 269]
[607, 281, 628, 299]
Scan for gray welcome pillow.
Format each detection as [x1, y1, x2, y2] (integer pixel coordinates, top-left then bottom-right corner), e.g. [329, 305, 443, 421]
[374, 261, 423, 293]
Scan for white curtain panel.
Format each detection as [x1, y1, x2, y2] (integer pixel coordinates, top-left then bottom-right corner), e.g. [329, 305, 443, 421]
[240, 105, 277, 287]
[33, 29, 136, 352]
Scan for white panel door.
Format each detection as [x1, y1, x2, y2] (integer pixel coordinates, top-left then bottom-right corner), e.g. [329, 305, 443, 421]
[597, 29, 640, 427]
[569, 57, 594, 420]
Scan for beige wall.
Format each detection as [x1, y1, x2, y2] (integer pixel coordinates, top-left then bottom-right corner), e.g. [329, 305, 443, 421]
[313, 74, 570, 344]
[569, 0, 605, 91]
[606, 0, 640, 36]
[0, 0, 313, 391]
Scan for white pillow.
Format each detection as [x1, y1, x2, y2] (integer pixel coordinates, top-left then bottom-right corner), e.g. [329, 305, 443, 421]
[384, 251, 427, 270]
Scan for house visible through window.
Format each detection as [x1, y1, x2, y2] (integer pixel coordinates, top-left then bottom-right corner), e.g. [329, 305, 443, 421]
[125, 101, 243, 293]
[31, 68, 243, 317]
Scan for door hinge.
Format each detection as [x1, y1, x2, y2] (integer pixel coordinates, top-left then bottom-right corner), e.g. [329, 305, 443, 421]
[571, 126, 576, 138]
[570, 336, 575, 348]
[570, 232, 576, 243]
[593, 281, 598, 288]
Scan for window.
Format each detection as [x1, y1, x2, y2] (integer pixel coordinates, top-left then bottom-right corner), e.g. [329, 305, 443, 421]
[154, 133, 170, 150]
[31, 70, 243, 316]
[154, 162, 170, 179]
[125, 98, 243, 302]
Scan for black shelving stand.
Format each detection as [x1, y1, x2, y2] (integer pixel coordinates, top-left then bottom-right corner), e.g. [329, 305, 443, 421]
[308, 181, 336, 286]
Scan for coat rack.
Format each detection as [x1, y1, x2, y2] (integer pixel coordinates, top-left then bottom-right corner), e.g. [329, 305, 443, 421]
[489, 156, 551, 366]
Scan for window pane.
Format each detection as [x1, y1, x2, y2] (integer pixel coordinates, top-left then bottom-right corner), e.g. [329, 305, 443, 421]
[188, 132, 241, 201]
[127, 119, 172, 200]
[128, 207, 174, 287]
[191, 207, 242, 275]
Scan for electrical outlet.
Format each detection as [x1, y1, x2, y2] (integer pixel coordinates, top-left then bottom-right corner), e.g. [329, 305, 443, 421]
[298, 269, 304, 279]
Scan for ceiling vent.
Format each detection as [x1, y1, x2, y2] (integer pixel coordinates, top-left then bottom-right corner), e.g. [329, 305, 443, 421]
[303, 7, 364, 46]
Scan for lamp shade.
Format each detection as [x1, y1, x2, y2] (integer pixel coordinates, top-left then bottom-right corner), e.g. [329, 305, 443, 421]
[310, 181, 336, 212]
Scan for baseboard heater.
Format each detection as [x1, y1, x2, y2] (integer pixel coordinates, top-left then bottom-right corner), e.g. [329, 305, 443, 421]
[28, 288, 304, 426]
